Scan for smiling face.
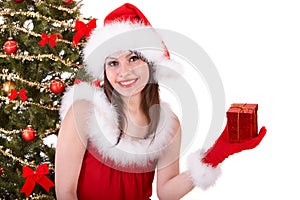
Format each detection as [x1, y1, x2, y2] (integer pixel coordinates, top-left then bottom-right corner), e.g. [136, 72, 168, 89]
[104, 51, 150, 98]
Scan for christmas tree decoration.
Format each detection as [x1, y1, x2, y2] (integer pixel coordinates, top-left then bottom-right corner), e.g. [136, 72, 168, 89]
[0, 167, 3, 176]
[0, 0, 82, 197]
[1, 80, 16, 95]
[54, 32, 63, 39]
[38, 33, 58, 48]
[62, 0, 73, 5]
[20, 164, 55, 197]
[21, 126, 36, 142]
[50, 79, 65, 94]
[3, 37, 18, 54]
[73, 18, 97, 45]
[8, 88, 28, 101]
[23, 19, 34, 31]
[74, 78, 101, 87]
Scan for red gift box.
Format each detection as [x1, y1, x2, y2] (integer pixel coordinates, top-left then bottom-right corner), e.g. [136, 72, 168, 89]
[226, 103, 258, 143]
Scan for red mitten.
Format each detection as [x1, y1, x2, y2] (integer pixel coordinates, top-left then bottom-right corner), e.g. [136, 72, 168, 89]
[187, 124, 267, 190]
[202, 124, 267, 167]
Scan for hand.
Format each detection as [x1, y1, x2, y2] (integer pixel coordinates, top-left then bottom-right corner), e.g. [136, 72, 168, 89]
[202, 124, 267, 167]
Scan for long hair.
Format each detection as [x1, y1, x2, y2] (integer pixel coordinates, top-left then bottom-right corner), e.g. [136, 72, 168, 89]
[103, 55, 160, 145]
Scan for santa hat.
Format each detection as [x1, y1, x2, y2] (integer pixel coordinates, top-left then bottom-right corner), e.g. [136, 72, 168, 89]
[83, 3, 182, 81]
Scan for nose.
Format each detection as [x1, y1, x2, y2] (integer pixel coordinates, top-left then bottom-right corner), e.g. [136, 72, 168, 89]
[118, 62, 131, 77]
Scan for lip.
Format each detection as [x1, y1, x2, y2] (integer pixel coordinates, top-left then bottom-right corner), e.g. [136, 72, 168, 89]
[117, 78, 138, 88]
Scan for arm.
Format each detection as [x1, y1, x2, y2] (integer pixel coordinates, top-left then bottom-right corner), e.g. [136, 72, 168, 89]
[55, 100, 90, 200]
[156, 119, 267, 199]
[156, 118, 195, 200]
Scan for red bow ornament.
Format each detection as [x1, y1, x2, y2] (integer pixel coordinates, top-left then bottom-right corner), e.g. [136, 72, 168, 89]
[8, 88, 28, 101]
[20, 164, 55, 197]
[38, 33, 58, 48]
[72, 18, 97, 45]
[74, 78, 101, 87]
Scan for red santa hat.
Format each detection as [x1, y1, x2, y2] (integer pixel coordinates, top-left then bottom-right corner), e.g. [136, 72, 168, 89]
[83, 3, 182, 81]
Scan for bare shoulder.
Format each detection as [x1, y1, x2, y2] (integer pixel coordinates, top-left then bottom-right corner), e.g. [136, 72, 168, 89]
[168, 111, 181, 138]
[160, 102, 181, 137]
[64, 99, 93, 120]
[71, 99, 93, 112]
[59, 100, 93, 141]
[156, 110, 181, 170]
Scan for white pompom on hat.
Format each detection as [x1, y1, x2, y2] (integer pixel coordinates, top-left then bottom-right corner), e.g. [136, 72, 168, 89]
[83, 3, 183, 81]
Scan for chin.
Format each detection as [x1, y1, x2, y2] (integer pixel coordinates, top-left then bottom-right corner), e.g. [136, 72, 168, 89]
[119, 90, 141, 98]
[117, 86, 145, 98]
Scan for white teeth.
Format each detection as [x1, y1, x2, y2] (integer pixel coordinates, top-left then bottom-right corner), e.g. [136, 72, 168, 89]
[119, 79, 136, 85]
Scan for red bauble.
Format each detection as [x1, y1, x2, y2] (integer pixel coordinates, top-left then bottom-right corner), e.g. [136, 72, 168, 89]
[22, 126, 36, 142]
[0, 167, 3, 175]
[3, 37, 18, 54]
[50, 79, 65, 94]
[13, 0, 24, 2]
[62, 0, 72, 5]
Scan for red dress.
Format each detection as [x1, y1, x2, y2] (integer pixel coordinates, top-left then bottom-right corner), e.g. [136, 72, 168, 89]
[77, 147, 156, 200]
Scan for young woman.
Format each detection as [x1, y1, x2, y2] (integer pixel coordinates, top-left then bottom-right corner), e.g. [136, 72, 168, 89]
[55, 3, 266, 200]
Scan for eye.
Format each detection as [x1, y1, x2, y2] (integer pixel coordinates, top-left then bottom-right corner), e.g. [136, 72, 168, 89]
[129, 55, 140, 62]
[107, 60, 119, 67]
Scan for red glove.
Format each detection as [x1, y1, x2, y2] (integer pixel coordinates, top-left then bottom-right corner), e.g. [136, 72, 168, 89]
[202, 124, 267, 167]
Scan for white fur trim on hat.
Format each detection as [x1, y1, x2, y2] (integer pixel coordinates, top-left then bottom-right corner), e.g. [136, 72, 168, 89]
[59, 83, 178, 168]
[187, 150, 222, 190]
[83, 21, 183, 81]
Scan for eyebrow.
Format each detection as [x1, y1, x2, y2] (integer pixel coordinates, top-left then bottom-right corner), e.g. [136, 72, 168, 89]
[106, 51, 134, 60]
[126, 52, 134, 58]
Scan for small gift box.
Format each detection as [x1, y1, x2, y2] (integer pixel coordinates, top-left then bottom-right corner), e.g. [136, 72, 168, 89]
[226, 103, 258, 143]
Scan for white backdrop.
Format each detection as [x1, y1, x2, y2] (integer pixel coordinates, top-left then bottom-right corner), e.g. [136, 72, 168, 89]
[80, 0, 300, 199]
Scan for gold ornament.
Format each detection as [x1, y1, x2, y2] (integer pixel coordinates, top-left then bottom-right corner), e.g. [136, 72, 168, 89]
[54, 32, 63, 39]
[2, 80, 16, 95]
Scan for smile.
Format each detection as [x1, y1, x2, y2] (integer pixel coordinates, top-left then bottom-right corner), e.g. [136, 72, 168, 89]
[118, 78, 138, 88]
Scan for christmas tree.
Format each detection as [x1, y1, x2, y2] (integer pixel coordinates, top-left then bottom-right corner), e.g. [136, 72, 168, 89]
[0, 0, 93, 198]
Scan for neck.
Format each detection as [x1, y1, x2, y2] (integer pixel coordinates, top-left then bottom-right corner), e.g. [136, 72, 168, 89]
[122, 93, 143, 114]
[123, 93, 150, 124]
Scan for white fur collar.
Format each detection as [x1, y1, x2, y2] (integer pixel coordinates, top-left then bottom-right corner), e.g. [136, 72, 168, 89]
[60, 82, 177, 167]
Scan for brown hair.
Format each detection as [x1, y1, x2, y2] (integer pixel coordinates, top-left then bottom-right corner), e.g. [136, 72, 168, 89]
[103, 54, 160, 144]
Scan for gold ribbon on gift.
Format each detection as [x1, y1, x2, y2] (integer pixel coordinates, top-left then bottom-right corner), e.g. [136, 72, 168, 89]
[230, 103, 257, 141]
